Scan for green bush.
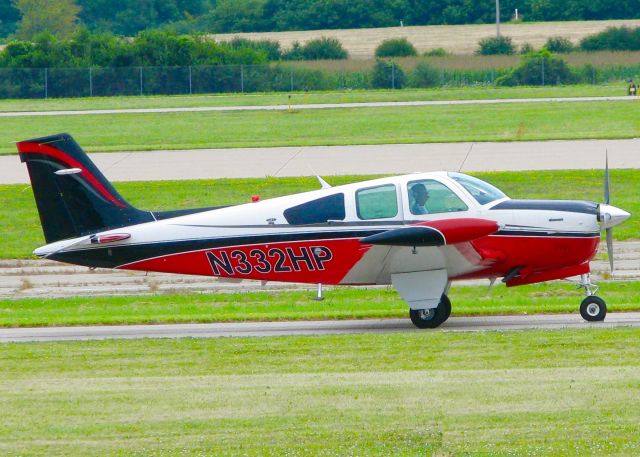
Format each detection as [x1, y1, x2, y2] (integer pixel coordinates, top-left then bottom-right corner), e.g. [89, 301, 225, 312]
[302, 37, 348, 60]
[580, 26, 640, 51]
[544, 36, 574, 53]
[519, 43, 535, 54]
[375, 38, 417, 58]
[228, 37, 282, 61]
[423, 48, 448, 57]
[476, 36, 516, 55]
[371, 59, 406, 89]
[410, 61, 441, 87]
[283, 37, 348, 60]
[496, 49, 576, 86]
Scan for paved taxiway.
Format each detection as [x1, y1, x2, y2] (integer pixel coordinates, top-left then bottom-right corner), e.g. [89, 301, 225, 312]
[0, 95, 635, 118]
[2, 313, 640, 342]
[2, 138, 639, 184]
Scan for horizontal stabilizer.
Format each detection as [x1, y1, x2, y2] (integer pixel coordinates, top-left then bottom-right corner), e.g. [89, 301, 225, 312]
[361, 218, 499, 247]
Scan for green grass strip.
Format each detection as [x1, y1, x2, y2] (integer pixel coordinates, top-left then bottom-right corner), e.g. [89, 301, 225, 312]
[3, 281, 640, 327]
[1, 99, 640, 154]
[1, 170, 636, 259]
[0, 84, 625, 112]
[1, 328, 640, 455]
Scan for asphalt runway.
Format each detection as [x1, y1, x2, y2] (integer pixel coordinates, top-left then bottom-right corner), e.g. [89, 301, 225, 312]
[2, 313, 640, 342]
[2, 138, 639, 184]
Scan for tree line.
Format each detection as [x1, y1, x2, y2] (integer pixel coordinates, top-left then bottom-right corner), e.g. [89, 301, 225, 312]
[2, 0, 640, 39]
[0, 30, 351, 68]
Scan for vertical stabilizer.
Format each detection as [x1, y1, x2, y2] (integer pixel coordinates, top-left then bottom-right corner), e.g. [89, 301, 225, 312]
[18, 133, 154, 243]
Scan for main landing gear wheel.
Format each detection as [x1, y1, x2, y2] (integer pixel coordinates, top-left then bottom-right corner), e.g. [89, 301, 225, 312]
[410, 294, 451, 329]
[580, 296, 607, 322]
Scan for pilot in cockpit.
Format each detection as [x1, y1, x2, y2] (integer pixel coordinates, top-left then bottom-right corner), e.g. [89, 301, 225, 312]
[410, 183, 430, 215]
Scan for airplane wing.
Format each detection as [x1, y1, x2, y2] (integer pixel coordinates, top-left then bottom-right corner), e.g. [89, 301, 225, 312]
[358, 219, 501, 310]
[360, 218, 500, 246]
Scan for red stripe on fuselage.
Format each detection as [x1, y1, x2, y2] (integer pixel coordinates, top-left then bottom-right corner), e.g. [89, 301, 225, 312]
[17, 141, 127, 208]
[120, 238, 371, 284]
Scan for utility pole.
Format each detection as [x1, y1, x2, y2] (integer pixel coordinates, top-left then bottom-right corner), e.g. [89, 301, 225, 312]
[496, 0, 501, 37]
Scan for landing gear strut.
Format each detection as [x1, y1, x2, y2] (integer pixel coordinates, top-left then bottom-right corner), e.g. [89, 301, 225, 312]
[409, 294, 451, 329]
[578, 273, 607, 322]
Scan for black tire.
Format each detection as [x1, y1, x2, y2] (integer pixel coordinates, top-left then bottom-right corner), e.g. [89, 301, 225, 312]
[409, 294, 452, 329]
[580, 296, 607, 322]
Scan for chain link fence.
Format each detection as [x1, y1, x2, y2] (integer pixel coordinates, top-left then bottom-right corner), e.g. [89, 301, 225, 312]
[0, 62, 638, 99]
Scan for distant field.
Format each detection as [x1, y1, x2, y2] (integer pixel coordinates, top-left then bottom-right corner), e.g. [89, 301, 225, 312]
[0, 84, 627, 112]
[1, 99, 640, 155]
[2, 169, 637, 259]
[213, 19, 640, 57]
[2, 328, 640, 455]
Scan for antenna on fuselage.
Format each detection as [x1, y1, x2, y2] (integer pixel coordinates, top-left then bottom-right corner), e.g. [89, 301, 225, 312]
[306, 164, 332, 189]
[316, 175, 332, 189]
[458, 143, 474, 172]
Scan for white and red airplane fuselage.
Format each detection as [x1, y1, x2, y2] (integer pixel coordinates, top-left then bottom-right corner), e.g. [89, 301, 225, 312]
[19, 134, 630, 328]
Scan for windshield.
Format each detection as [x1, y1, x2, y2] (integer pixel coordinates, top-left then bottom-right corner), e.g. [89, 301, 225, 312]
[448, 172, 507, 205]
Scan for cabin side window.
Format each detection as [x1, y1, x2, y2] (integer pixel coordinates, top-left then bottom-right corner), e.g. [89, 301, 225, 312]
[283, 193, 345, 225]
[356, 184, 398, 220]
[407, 180, 468, 215]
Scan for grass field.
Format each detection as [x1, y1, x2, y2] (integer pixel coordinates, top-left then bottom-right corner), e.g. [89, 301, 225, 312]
[2, 99, 640, 155]
[2, 281, 640, 327]
[213, 19, 640, 57]
[1, 328, 639, 455]
[0, 84, 628, 113]
[1, 170, 637, 259]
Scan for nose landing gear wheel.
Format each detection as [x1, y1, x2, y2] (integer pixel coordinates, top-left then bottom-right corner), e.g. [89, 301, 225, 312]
[410, 294, 451, 329]
[580, 296, 607, 322]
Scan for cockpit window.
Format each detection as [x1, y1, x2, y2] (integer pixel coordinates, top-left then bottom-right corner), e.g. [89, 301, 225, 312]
[408, 180, 468, 215]
[448, 172, 506, 205]
[356, 184, 398, 220]
[284, 193, 345, 225]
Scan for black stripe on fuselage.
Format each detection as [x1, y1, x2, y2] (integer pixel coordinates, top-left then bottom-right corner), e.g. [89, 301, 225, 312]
[49, 226, 600, 269]
[490, 200, 598, 215]
[48, 229, 386, 268]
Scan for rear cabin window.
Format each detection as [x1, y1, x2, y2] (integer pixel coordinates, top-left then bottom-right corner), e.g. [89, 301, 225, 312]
[356, 184, 398, 220]
[283, 193, 345, 225]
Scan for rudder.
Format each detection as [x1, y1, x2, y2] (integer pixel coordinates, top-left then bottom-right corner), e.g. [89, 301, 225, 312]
[18, 133, 154, 243]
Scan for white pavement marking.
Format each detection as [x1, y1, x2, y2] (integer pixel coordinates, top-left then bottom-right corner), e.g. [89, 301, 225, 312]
[0, 96, 636, 118]
[2, 313, 640, 342]
[2, 138, 640, 185]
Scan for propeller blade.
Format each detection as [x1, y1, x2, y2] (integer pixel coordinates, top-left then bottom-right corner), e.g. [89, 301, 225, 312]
[604, 150, 610, 205]
[606, 228, 614, 275]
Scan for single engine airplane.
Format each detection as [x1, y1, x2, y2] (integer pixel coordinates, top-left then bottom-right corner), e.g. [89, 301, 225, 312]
[18, 133, 630, 328]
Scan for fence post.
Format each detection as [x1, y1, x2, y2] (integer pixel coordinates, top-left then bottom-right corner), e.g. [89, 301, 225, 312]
[341, 66, 345, 90]
[89, 67, 93, 97]
[391, 62, 395, 89]
[44, 68, 48, 99]
[240, 65, 244, 93]
[139, 66, 143, 95]
[541, 58, 545, 86]
[290, 67, 294, 92]
[189, 65, 193, 95]
[592, 66, 596, 85]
